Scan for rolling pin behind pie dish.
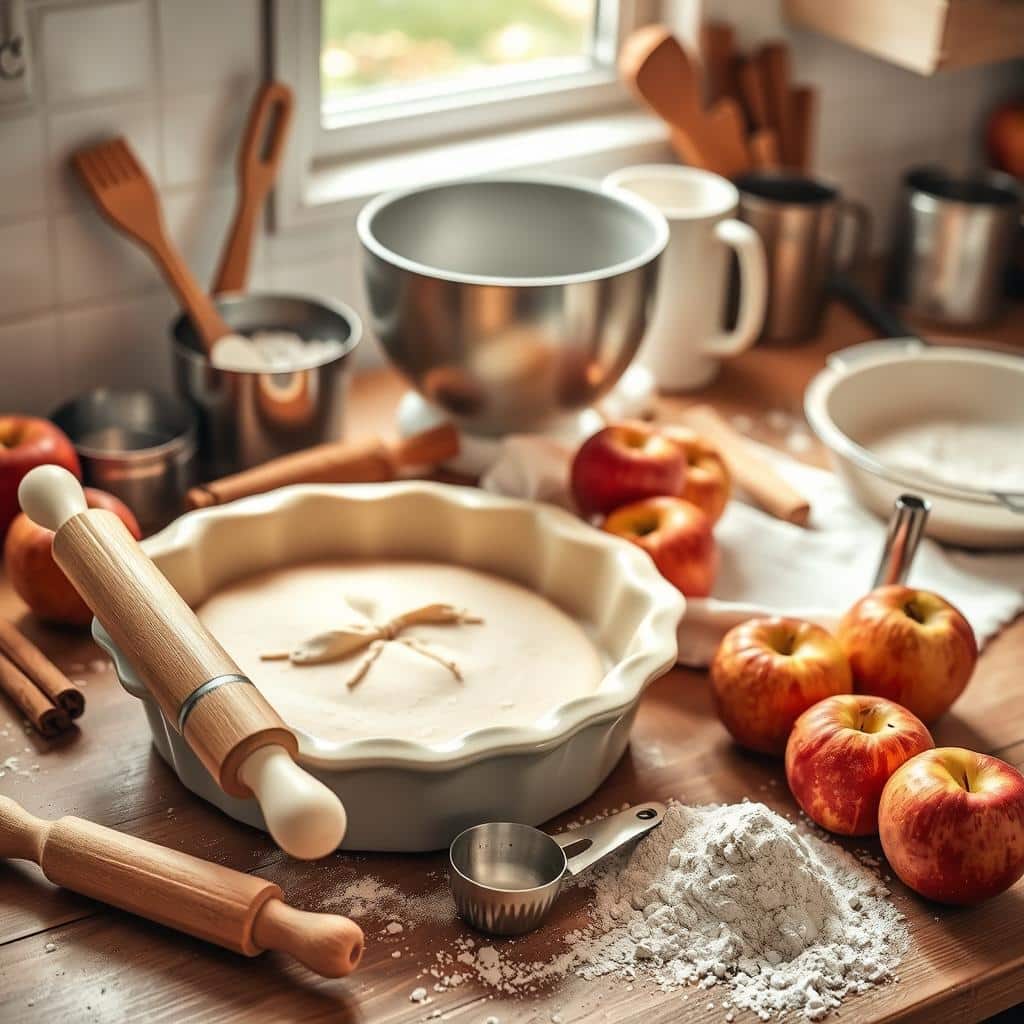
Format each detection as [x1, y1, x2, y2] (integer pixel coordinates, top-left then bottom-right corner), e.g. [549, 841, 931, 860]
[17, 465, 347, 861]
[0, 796, 363, 977]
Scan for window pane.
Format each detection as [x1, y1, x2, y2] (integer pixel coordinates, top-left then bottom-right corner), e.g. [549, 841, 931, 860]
[321, 0, 599, 109]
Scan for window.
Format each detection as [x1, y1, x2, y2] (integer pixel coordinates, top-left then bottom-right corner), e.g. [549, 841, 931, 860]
[272, 1, 666, 226]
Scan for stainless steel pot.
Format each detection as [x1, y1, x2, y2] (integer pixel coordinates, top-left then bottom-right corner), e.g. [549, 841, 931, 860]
[357, 176, 668, 437]
[171, 293, 361, 477]
[885, 167, 1022, 327]
[50, 389, 197, 532]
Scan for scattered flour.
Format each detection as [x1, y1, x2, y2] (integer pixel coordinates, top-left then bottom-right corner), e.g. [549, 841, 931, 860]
[318, 874, 451, 926]
[424, 802, 906, 1021]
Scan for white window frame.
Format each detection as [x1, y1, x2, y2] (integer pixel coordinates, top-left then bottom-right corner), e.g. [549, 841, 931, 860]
[272, 0, 672, 230]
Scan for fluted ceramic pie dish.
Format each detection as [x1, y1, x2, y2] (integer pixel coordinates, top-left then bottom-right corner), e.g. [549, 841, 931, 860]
[94, 482, 682, 851]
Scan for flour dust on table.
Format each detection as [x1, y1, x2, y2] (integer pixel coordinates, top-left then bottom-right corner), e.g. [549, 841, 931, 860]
[317, 801, 906, 1020]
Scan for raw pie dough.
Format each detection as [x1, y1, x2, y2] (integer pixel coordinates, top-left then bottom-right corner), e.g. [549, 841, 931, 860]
[196, 559, 606, 744]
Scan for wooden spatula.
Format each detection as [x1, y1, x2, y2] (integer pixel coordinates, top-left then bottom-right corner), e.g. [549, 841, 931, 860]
[213, 81, 294, 295]
[700, 20, 738, 105]
[72, 137, 232, 355]
[757, 42, 797, 168]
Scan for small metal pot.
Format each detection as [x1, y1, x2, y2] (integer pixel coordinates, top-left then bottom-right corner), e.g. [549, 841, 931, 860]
[50, 390, 197, 532]
[171, 293, 362, 477]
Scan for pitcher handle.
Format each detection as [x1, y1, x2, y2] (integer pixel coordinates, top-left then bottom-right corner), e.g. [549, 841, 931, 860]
[702, 218, 767, 358]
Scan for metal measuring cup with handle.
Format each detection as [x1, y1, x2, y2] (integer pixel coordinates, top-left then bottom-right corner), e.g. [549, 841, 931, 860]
[449, 802, 665, 936]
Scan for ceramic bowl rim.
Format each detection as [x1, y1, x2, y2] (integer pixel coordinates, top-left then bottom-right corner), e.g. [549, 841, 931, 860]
[96, 482, 683, 772]
[804, 340, 1024, 510]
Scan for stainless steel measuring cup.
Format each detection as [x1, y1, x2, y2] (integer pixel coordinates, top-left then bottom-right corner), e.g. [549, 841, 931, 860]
[448, 802, 665, 936]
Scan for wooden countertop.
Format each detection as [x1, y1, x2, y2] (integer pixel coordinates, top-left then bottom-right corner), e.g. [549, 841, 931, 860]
[1, 298, 1022, 1024]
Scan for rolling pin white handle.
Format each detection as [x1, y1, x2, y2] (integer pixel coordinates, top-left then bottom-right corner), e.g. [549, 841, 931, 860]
[238, 745, 346, 861]
[18, 464, 87, 531]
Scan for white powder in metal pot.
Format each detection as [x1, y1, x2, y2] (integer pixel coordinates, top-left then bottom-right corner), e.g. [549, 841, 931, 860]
[580, 802, 908, 1020]
[210, 330, 345, 372]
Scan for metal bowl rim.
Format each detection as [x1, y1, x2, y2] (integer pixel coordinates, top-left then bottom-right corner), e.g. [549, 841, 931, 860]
[356, 173, 669, 288]
[169, 291, 364, 374]
[50, 388, 198, 463]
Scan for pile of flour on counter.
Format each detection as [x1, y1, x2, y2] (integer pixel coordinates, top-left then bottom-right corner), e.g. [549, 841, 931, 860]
[426, 801, 907, 1020]
[579, 801, 907, 1020]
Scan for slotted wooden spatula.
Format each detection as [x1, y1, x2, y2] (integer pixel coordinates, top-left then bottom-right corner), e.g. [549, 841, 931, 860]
[72, 137, 232, 355]
[213, 81, 294, 295]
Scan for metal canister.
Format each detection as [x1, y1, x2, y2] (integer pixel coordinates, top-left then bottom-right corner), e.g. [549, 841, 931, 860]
[735, 172, 870, 345]
[886, 167, 1022, 327]
[171, 293, 361, 477]
[50, 390, 197, 532]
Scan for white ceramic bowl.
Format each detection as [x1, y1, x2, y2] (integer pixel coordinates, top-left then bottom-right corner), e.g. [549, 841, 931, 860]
[805, 339, 1024, 548]
[95, 482, 683, 851]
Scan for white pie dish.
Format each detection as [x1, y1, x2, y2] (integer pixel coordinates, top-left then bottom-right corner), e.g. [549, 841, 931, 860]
[804, 339, 1024, 549]
[94, 482, 683, 851]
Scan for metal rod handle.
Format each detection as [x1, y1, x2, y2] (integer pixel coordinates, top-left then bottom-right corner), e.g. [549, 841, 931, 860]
[873, 494, 931, 588]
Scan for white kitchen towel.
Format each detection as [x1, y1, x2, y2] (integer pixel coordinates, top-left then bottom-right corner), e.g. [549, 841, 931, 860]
[481, 436, 1024, 667]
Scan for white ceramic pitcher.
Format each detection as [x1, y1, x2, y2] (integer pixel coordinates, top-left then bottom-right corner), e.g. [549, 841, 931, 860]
[604, 165, 767, 391]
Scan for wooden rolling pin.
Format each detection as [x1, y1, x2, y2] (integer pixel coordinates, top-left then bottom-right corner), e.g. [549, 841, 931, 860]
[0, 796, 363, 977]
[186, 423, 459, 510]
[677, 405, 811, 526]
[17, 466, 346, 861]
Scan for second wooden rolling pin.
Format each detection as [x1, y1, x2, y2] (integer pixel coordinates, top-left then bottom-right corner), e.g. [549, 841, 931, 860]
[186, 423, 460, 509]
[0, 796, 363, 978]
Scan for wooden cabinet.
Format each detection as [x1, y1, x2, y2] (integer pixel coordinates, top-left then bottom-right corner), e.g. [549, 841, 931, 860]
[784, 0, 1024, 75]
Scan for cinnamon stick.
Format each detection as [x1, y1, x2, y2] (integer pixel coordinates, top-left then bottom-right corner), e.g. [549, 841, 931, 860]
[0, 619, 84, 719]
[677, 405, 811, 527]
[186, 423, 459, 510]
[0, 652, 70, 738]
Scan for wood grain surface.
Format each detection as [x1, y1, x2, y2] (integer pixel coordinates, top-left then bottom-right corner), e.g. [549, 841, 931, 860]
[1, 296, 1022, 1023]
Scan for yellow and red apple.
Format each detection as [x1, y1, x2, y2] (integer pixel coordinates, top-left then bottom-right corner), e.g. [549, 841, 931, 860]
[0, 416, 81, 539]
[785, 694, 934, 836]
[711, 617, 852, 755]
[838, 585, 978, 723]
[879, 747, 1024, 905]
[662, 425, 731, 523]
[4, 487, 141, 626]
[602, 495, 717, 597]
[570, 421, 687, 519]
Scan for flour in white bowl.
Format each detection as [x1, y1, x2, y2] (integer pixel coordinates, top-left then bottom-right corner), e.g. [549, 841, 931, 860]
[867, 418, 1024, 493]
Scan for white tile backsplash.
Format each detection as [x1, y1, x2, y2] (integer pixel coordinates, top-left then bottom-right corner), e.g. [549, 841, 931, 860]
[47, 99, 162, 211]
[54, 204, 160, 305]
[161, 78, 257, 188]
[58, 290, 177, 400]
[157, 0, 261, 91]
[0, 115, 47, 220]
[0, 0, 1018, 412]
[0, 314, 61, 414]
[0, 218, 55, 318]
[40, 1, 153, 104]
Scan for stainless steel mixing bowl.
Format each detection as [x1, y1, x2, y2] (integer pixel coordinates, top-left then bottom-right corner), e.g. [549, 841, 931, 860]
[357, 176, 668, 436]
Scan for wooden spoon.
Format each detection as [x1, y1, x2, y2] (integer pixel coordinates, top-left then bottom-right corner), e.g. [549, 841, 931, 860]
[0, 795, 364, 978]
[757, 42, 797, 168]
[620, 26, 749, 177]
[213, 81, 294, 295]
[72, 137, 232, 355]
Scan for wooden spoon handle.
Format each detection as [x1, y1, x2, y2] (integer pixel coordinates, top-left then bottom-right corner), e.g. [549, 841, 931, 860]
[214, 82, 294, 295]
[0, 796, 363, 976]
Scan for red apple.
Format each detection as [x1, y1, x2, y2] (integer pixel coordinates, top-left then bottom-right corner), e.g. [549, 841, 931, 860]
[0, 416, 81, 539]
[838, 585, 978, 723]
[986, 98, 1024, 179]
[4, 487, 141, 626]
[711, 617, 852, 755]
[662, 425, 731, 523]
[879, 747, 1024, 905]
[785, 694, 934, 836]
[570, 421, 687, 518]
[602, 496, 717, 597]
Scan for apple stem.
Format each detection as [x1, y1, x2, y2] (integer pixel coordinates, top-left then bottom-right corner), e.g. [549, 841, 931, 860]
[962, 772, 971, 793]
[903, 600, 925, 624]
